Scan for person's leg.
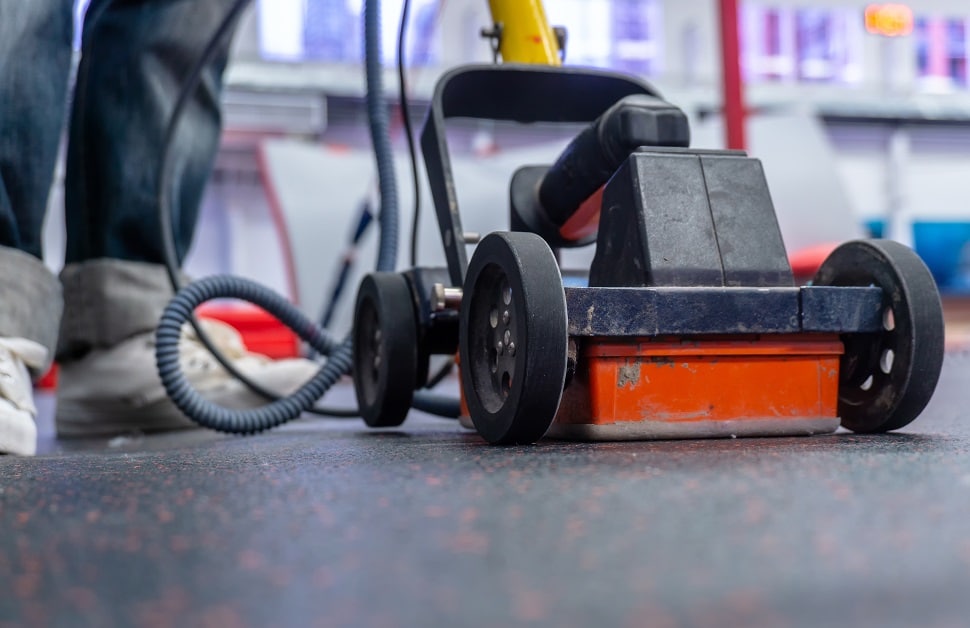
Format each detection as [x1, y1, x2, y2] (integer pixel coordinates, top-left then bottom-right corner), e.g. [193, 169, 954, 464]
[64, 0, 233, 268]
[58, 0, 236, 360]
[0, 0, 73, 261]
[0, 0, 72, 455]
[55, 0, 318, 436]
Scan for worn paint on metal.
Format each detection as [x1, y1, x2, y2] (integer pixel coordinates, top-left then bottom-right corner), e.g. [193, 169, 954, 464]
[617, 361, 641, 389]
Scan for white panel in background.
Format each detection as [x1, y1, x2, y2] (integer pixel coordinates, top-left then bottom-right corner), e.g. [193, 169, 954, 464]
[258, 141, 378, 334]
[907, 126, 970, 219]
[184, 178, 291, 300]
[823, 123, 893, 223]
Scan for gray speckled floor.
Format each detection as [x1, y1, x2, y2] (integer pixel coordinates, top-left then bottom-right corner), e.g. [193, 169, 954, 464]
[3, 357, 970, 628]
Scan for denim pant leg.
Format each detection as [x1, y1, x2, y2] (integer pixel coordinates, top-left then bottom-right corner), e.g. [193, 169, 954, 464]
[0, 0, 73, 259]
[0, 0, 72, 371]
[58, 0, 239, 360]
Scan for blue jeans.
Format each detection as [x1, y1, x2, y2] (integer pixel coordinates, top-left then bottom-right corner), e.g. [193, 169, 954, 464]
[0, 0, 239, 366]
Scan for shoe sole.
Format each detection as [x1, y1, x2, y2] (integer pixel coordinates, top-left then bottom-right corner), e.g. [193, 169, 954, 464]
[55, 398, 199, 438]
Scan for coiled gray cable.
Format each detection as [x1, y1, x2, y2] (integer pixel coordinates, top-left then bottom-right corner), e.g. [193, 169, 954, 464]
[156, 0, 407, 433]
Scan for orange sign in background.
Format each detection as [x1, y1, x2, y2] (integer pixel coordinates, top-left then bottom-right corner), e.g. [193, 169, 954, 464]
[865, 4, 914, 37]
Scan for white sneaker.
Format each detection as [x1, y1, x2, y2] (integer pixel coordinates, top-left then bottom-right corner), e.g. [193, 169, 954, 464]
[55, 319, 320, 438]
[0, 338, 49, 456]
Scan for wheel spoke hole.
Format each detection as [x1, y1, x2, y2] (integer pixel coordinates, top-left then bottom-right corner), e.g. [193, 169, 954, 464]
[489, 308, 499, 328]
[880, 349, 895, 374]
[860, 374, 874, 391]
[501, 371, 512, 398]
[501, 279, 512, 305]
[883, 308, 895, 332]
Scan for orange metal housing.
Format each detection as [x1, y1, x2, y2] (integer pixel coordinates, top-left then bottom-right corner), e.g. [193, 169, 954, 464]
[549, 335, 844, 441]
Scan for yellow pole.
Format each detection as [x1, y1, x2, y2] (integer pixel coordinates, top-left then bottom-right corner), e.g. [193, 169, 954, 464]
[486, 0, 562, 66]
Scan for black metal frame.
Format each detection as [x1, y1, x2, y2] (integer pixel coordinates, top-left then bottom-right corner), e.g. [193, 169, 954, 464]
[420, 63, 662, 286]
[564, 286, 884, 337]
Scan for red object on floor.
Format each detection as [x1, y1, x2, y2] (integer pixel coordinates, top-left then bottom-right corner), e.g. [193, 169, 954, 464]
[197, 303, 301, 359]
[37, 365, 58, 391]
[790, 243, 840, 281]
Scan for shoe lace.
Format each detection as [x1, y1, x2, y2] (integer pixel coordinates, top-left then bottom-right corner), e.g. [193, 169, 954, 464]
[179, 319, 270, 373]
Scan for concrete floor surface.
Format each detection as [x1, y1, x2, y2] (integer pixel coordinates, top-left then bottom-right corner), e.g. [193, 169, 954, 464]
[2, 357, 970, 627]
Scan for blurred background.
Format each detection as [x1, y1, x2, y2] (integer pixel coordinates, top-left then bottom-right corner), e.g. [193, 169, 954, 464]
[47, 0, 970, 341]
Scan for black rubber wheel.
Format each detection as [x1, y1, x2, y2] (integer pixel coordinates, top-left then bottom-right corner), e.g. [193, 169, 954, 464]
[460, 232, 568, 445]
[353, 273, 418, 427]
[813, 239, 945, 433]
